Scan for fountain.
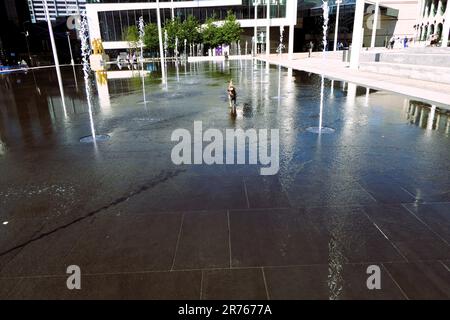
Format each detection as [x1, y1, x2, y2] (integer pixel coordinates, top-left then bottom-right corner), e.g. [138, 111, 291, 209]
[306, 1, 335, 134]
[272, 25, 285, 101]
[175, 37, 179, 62]
[78, 13, 110, 143]
[164, 29, 168, 63]
[139, 16, 145, 64]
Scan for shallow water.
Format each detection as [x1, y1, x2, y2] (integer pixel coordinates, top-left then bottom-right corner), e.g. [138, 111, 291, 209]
[0, 60, 450, 219]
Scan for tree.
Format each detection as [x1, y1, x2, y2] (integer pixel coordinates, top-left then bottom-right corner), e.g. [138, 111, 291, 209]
[143, 23, 159, 52]
[164, 17, 182, 50]
[221, 11, 242, 45]
[202, 17, 221, 49]
[123, 25, 139, 52]
[180, 15, 201, 45]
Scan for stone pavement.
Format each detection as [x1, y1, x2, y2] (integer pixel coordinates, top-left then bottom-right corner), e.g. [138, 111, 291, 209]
[0, 63, 449, 300]
[259, 53, 450, 108]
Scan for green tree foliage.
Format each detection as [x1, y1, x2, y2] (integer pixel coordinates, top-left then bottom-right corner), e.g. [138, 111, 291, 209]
[201, 12, 242, 49]
[202, 17, 221, 49]
[221, 11, 242, 45]
[123, 25, 139, 51]
[180, 15, 202, 45]
[143, 23, 159, 51]
[164, 17, 183, 49]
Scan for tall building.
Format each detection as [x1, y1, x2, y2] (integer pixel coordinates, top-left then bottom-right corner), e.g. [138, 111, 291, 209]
[0, 0, 31, 63]
[414, 0, 449, 46]
[28, 0, 86, 22]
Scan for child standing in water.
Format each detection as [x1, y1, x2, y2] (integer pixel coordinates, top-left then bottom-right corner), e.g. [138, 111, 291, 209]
[227, 79, 237, 115]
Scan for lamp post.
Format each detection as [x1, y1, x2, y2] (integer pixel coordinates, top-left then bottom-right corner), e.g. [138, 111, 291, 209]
[156, 0, 166, 83]
[22, 21, 32, 66]
[266, 0, 270, 56]
[43, 0, 67, 116]
[66, 31, 75, 66]
[333, 0, 342, 51]
[253, 0, 259, 56]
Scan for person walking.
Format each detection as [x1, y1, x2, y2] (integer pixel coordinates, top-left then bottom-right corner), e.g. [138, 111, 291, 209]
[308, 41, 314, 57]
[389, 36, 395, 49]
[227, 79, 237, 115]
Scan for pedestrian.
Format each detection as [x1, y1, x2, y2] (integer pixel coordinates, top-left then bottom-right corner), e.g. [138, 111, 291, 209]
[227, 79, 237, 115]
[389, 36, 395, 49]
[403, 36, 408, 48]
[308, 41, 314, 57]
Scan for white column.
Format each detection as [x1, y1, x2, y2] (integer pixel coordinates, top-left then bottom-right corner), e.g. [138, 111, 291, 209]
[266, 0, 270, 56]
[442, 5, 450, 47]
[370, 0, 379, 48]
[254, 1, 258, 56]
[350, 0, 365, 69]
[288, 0, 297, 60]
[333, 0, 341, 51]
[156, 0, 166, 82]
[43, 0, 67, 116]
[171, 0, 175, 19]
[427, 105, 436, 130]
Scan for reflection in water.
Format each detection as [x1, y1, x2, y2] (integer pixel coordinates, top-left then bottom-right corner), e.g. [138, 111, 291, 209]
[95, 71, 111, 111]
[0, 137, 5, 155]
[327, 238, 344, 300]
[346, 83, 357, 107]
[364, 87, 370, 106]
[405, 100, 450, 133]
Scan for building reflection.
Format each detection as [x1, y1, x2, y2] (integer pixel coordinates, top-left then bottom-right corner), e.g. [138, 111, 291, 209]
[405, 100, 450, 132]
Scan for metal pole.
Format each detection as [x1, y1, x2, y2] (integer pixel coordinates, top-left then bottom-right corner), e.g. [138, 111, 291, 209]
[156, 0, 166, 82]
[333, 0, 341, 51]
[66, 31, 75, 65]
[266, 0, 270, 56]
[370, 0, 379, 48]
[24, 32, 32, 66]
[254, 1, 258, 56]
[43, 0, 67, 115]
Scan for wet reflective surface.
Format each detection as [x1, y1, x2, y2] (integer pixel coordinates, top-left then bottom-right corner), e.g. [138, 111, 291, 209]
[0, 61, 449, 299]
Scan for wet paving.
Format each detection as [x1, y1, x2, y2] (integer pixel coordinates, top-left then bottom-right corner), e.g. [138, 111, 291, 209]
[0, 60, 449, 299]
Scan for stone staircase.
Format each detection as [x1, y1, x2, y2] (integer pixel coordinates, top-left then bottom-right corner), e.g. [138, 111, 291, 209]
[359, 47, 450, 84]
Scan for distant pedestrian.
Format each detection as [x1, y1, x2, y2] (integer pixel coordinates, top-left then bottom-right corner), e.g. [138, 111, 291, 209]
[403, 36, 408, 48]
[227, 79, 237, 115]
[308, 41, 314, 57]
[389, 36, 395, 49]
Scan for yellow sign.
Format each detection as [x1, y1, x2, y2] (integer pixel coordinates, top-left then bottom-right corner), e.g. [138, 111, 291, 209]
[91, 38, 104, 55]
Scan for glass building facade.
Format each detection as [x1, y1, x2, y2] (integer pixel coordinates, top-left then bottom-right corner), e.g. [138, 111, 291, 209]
[94, 0, 288, 42]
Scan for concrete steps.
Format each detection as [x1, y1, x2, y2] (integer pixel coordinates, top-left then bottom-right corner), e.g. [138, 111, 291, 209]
[359, 61, 450, 84]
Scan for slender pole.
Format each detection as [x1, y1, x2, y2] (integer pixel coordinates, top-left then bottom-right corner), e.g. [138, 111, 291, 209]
[333, 0, 341, 51]
[266, 0, 270, 56]
[254, 1, 258, 56]
[43, 0, 67, 116]
[370, 0, 379, 48]
[66, 32, 75, 65]
[24, 32, 32, 65]
[288, 0, 296, 60]
[156, 0, 166, 83]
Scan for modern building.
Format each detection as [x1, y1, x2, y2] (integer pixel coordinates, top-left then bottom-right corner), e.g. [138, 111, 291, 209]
[85, 0, 298, 55]
[28, 0, 86, 22]
[83, 0, 424, 56]
[414, 0, 449, 46]
[0, 0, 31, 63]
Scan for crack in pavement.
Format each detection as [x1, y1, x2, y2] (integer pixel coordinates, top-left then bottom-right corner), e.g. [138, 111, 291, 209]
[0, 169, 185, 257]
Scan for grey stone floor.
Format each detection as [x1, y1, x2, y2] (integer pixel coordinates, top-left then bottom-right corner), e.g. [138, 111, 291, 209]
[0, 63, 449, 299]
